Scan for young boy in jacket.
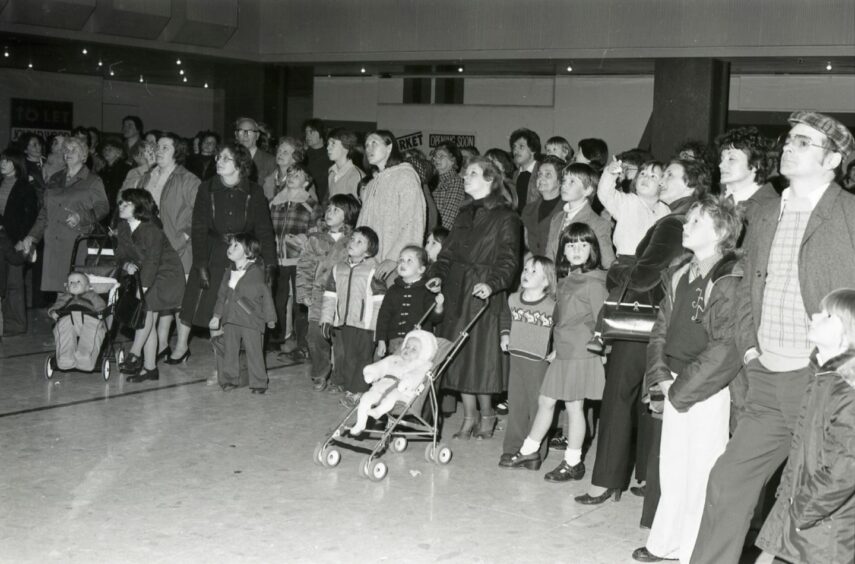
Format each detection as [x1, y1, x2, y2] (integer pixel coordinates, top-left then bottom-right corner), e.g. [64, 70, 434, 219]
[320, 226, 386, 407]
[210, 233, 276, 394]
[633, 195, 743, 563]
[49, 272, 108, 372]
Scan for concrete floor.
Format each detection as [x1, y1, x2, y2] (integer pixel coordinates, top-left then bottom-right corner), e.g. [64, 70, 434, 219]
[2, 310, 653, 563]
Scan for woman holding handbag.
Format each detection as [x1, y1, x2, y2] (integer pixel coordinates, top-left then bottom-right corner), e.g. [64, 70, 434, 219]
[575, 159, 710, 513]
[115, 189, 185, 382]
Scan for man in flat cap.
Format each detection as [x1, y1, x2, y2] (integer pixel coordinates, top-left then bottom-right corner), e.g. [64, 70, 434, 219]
[689, 112, 855, 564]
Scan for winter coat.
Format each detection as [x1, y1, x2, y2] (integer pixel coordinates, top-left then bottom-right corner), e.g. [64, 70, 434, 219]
[644, 253, 743, 411]
[138, 165, 200, 274]
[28, 166, 109, 292]
[180, 176, 276, 328]
[251, 149, 276, 186]
[544, 201, 616, 269]
[520, 196, 563, 258]
[213, 261, 276, 333]
[320, 257, 386, 331]
[115, 221, 185, 312]
[735, 183, 855, 358]
[375, 277, 443, 343]
[1, 177, 38, 243]
[357, 162, 426, 263]
[756, 351, 855, 564]
[296, 226, 351, 322]
[428, 197, 521, 394]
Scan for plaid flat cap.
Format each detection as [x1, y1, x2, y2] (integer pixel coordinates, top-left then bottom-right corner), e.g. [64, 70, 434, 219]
[788, 110, 855, 160]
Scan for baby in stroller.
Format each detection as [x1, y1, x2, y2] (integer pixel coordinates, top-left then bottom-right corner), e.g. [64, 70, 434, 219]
[350, 329, 438, 436]
[49, 272, 108, 371]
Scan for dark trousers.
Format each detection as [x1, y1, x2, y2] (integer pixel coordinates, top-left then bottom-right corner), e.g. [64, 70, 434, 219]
[639, 412, 662, 529]
[2, 262, 27, 334]
[307, 321, 332, 382]
[211, 333, 248, 387]
[332, 325, 374, 394]
[690, 362, 810, 564]
[274, 265, 308, 347]
[221, 323, 267, 390]
[591, 340, 648, 490]
[503, 355, 549, 457]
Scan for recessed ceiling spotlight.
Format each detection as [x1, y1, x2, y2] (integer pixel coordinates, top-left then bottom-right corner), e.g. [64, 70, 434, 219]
[139, 75, 144, 83]
[457, 66, 464, 73]
[81, 48, 88, 55]
[109, 70, 115, 76]
[360, 67, 366, 74]
[3, 48, 9, 58]
[182, 77, 187, 83]
[179, 69, 184, 75]
[176, 58, 182, 65]
[826, 62, 833, 71]
[97, 60, 103, 67]
[203, 82, 209, 88]
[27, 62, 33, 69]
[566, 64, 573, 72]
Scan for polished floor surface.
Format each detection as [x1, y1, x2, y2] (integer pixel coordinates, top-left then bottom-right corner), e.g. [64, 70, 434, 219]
[2, 310, 653, 563]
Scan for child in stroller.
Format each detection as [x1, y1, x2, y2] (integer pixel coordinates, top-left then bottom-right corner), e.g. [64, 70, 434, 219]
[49, 271, 108, 371]
[350, 329, 438, 436]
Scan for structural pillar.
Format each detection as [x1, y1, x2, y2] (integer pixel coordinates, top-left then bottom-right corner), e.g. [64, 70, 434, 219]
[650, 59, 730, 160]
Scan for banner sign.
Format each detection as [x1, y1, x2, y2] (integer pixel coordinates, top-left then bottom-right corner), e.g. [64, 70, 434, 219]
[10, 98, 74, 142]
[428, 133, 476, 148]
[397, 131, 424, 151]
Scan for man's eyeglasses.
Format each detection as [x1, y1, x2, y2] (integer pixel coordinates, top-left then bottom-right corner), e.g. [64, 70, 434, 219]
[778, 134, 828, 151]
[235, 129, 258, 136]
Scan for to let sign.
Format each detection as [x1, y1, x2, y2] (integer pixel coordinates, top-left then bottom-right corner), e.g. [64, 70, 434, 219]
[10, 98, 74, 142]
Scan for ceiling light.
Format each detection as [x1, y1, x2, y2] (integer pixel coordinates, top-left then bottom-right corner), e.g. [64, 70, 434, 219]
[360, 67, 366, 74]
[97, 60, 103, 67]
[139, 75, 144, 83]
[176, 58, 181, 65]
[457, 66, 464, 73]
[826, 62, 833, 71]
[203, 82, 209, 88]
[81, 48, 88, 55]
[182, 77, 187, 83]
[27, 62, 33, 69]
[566, 64, 573, 72]
[3, 49, 8, 58]
[109, 70, 114, 76]
[179, 69, 184, 75]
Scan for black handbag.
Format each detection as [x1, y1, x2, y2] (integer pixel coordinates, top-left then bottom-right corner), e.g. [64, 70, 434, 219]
[600, 270, 660, 343]
[116, 271, 146, 330]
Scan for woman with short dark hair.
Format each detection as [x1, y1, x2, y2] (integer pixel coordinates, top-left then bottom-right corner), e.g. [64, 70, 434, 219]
[115, 189, 185, 382]
[167, 142, 276, 368]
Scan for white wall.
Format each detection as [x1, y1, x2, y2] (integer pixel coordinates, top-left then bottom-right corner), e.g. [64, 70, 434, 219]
[0, 69, 218, 145]
[314, 73, 855, 156]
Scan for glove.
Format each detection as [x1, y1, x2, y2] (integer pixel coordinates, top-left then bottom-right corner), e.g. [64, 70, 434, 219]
[321, 322, 332, 340]
[198, 266, 211, 289]
[265, 265, 276, 287]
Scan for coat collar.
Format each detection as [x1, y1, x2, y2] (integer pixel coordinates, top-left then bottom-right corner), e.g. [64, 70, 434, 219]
[813, 348, 855, 387]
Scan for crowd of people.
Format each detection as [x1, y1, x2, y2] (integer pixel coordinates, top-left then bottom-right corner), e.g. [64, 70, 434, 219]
[2, 109, 855, 564]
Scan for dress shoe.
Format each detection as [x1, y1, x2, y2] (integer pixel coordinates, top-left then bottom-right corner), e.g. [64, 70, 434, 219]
[251, 388, 267, 395]
[221, 383, 239, 392]
[495, 401, 508, 415]
[156, 346, 172, 363]
[630, 484, 647, 497]
[126, 368, 159, 383]
[574, 488, 622, 505]
[474, 414, 497, 440]
[498, 453, 514, 466]
[544, 460, 585, 482]
[498, 450, 542, 470]
[631, 547, 676, 562]
[312, 378, 328, 392]
[120, 352, 143, 374]
[452, 417, 478, 440]
[164, 350, 191, 365]
[549, 433, 568, 450]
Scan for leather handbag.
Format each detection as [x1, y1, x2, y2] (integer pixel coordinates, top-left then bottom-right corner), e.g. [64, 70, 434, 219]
[600, 271, 659, 343]
[116, 271, 146, 330]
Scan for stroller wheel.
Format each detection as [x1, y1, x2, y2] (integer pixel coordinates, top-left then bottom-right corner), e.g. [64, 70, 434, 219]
[435, 443, 453, 465]
[102, 359, 111, 381]
[323, 447, 341, 468]
[115, 349, 125, 368]
[312, 443, 325, 467]
[359, 456, 371, 478]
[390, 436, 408, 453]
[367, 459, 388, 482]
[44, 355, 56, 380]
[424, 443, 436, 462]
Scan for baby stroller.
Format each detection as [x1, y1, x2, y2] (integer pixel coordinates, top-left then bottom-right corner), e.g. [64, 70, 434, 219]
[313, 300, 491, 481]
[43, 233, 130, 381]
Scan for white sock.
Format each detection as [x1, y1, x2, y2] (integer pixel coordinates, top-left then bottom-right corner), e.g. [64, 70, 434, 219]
[564, 448, 582, 466]
[519, 437, 540, 456]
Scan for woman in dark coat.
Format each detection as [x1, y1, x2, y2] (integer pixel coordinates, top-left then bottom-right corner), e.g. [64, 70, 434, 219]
[115, 189, 185, 382]
[167, 142, 276, 364]
[427, 156, 521, 440]
[0, 148, 38, 335]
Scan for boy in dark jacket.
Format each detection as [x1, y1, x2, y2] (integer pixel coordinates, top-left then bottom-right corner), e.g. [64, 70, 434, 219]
[633, 195, 743, 563]
[210, 233, 276, 394]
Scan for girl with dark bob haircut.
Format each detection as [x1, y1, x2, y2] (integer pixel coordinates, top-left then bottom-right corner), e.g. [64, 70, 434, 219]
[118, 188, 158, 223]
[328, 193, 361, 228]
[555, 222, 602, 277]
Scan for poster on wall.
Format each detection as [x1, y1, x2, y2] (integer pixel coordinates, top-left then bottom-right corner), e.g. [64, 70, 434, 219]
[10, 98, 73, 143]
[396, 130, 477, 153]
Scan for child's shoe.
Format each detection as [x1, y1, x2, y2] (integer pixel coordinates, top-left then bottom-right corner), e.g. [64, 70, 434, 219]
[495, 400, 509, 416]
[549, 432, 568, 450]
[339, 392, 361, 409]
[326, 384, 344, 394]
[544, 460, 585, 482]
[312, 377, 328, 392]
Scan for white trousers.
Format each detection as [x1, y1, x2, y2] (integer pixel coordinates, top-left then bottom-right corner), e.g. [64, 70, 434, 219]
[646, 387, 730, 563]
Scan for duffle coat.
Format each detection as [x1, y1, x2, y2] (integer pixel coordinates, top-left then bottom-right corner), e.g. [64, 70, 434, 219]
[428, 197, 521, 394]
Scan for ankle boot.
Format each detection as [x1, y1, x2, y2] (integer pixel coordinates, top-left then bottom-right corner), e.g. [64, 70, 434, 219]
[474, 414, 497, 440]
[452, 416, 478, 440]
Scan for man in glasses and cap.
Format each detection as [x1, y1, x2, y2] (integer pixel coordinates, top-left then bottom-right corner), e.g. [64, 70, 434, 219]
[687, 112, 855, 564]
[234, 117, 276, 184]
